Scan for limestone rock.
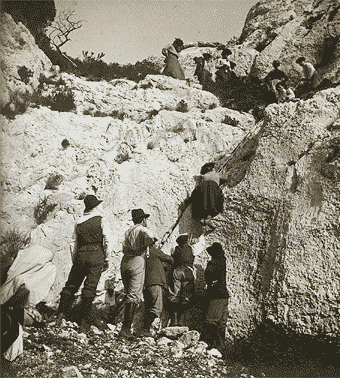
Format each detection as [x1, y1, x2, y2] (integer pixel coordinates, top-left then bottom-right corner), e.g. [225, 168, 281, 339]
[240, 0, 340, 86]
[156, 337, 173, 346]
[160, 326, 189, 338]
[207, 348, 223, 358]
[0, 12, 53, 109]
[187, 341, 208, 355]
[178, 330, 200, 348]
[59, 366, 83, 378]
[169, 340, 185, 358]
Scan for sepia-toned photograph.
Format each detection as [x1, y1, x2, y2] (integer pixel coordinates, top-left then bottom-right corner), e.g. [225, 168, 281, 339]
[1, 0, 339, 377]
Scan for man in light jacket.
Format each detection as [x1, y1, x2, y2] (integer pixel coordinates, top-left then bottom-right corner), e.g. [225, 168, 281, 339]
[119, 208, 157, 339]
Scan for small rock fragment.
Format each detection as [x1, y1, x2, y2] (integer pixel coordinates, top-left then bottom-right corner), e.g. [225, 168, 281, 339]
[59, 366, 83, 378]
[207, 348, 222, 358]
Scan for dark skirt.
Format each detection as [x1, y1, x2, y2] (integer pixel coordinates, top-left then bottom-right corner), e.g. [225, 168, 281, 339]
[162, 54, 185, 81]
[190, 180, 224, 220]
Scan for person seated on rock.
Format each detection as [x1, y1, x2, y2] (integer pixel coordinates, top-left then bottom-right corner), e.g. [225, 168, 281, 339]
[162, 38, 185, 81]
[200, 242, 229, 356]
[140, 246, 173, 337]
[295, 56, 318, 94]
[275, 81, 296, 103]
[188, 162, 228, 232]
[56, 195, 113, 334]
[168, 231, 206, 326]
[1, 244, 56, 362]
[263, 60, 288, 102]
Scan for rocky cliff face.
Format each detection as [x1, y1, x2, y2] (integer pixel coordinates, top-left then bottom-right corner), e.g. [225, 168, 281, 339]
[239, 0, 340, 85]
[0, 2, 340, 343]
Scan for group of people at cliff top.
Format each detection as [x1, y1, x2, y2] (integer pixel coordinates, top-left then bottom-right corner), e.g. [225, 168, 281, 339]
[162, 38, 318, 104]
[1, 160, 230, 362]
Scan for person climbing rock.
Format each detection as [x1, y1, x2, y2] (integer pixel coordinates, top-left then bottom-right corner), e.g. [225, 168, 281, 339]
[264, 60, 288, 103]
[275, 81, 296, 103]
[119, 208, 157, 339]
[140, 246, 173, 337]
[189, 162, 228, 231]
[56, 195, 113, 334]
[162, 38, 185, 81]
[201, 242, 229, 356]
[168, 231, 206, 326]
[295, 56, 318, 94]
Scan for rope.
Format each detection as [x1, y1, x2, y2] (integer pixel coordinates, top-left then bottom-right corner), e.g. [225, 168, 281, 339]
[158, 119, 265, 247]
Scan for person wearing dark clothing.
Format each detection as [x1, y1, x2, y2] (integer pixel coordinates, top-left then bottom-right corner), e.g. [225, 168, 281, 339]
[140, 246, 173, 336]
[56, 195, 112, 333]
[189, 162, 228, 231]
[168, 234, 196, 326]
[264, 60, 288, 102]
[193, 56, 205, 85]
[201, 242, 229, 354]
[264, 60, 288, 87]
[162, 38, 185, 81]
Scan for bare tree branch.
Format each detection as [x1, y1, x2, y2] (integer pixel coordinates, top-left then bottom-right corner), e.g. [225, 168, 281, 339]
[48, 10, 85, 50]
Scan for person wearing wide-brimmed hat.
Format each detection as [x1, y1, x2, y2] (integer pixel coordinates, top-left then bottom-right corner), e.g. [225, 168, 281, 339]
[201, 242, 229, 355]
[56, 195, 113, 333]
[168, 230, 206, 326]
[119, 208, 157, 339]
[189, 162, 228, 231]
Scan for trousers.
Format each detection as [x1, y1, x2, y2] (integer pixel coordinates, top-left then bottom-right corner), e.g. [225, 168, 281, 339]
[61, 246, 105, 301]
[121, 254, 146, 304]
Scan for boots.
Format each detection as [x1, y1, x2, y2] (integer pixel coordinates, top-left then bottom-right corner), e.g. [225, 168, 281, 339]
[119, 302, 137, 340]
[56, 293, 74, 327]
[201, 322, 216, 348]
[139, 312, 157, 337]
[216, 325, 227, 354]
[78, 297, 94, 334]
[169, 303, 179, 327]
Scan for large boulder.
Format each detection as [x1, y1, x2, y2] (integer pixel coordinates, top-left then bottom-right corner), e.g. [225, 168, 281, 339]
[0, 12, 54, 110]
[239, 0, 340, 86]
[220, 87, 340, 339]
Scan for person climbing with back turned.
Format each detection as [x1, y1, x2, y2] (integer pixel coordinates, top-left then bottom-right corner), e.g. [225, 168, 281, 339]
[162, 38, 185, 81]
[189, 162, 228, 231]
[140, 245, 173, 336]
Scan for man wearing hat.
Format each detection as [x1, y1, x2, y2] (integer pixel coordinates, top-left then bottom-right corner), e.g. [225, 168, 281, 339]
[201, 242, 229, 355]
[119, 208, 157, 339]
[56, 195, 113, 333]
